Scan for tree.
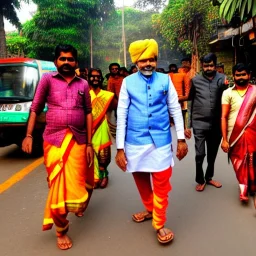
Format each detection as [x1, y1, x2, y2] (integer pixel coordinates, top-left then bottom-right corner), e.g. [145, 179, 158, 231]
[6, 31, 28, 57]
[0, 0, 29, 58]
[212, 0, 256, 22]
[92, 7, 166, 71]
[134, 0, 167, 12]
[155, 0, 219, 56]
[22, 0, 115, 62]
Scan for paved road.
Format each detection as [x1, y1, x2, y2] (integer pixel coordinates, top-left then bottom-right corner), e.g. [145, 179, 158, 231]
[0, 131, 255, 256]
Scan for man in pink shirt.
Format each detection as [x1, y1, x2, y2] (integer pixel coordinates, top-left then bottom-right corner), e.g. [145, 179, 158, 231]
[22, 44, 93, 250]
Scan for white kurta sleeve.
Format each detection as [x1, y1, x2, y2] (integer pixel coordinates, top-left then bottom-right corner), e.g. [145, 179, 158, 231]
[167, 76, 185, 139]
[116, 79, 130, 149]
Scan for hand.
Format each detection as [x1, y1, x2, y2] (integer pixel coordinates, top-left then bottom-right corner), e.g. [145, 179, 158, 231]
[184, 128, 192, 139]
[22, 137, 33, 154]
[86, 145, 94, 167]
[221, 140, 229, 153]
[115, 149, 127, 172]
[176, 141, 188, 161]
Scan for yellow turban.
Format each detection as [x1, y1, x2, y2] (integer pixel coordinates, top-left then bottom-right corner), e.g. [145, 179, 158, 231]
[129, 39, 158, 63]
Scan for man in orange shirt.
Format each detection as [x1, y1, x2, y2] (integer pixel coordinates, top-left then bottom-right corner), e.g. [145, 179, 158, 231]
[107, 63, 124, 111]
[178, 57, 196, 139]
[169, 64, 189, 129]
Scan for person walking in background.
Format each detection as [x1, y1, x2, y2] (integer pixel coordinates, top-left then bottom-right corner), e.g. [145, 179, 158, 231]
[129, 64, 138, 74]
[178, 57, 195, 135]
[168, 64, 189, 129]
[22, 44, 93, 250]
[221, 63, 256, 204]
[188, 53, 228, 192]
[167, 63, 178, 74]
[76, 67, 88, 80]
[115, 39, 188, 244]
[107, 62, 124, 111]
[88, 68, 114, 189]
[119, 67, 129, 77]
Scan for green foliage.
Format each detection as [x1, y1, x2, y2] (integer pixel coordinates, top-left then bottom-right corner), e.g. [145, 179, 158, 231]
[155, 0, 219, 56]
[22, 0, 115, 61]
[8, 1, 174, 72]
[93, 7, 160, 71]
[6, 32, 28, 56]
[134, 0, 167, 12]
[218, 0, 256, 22]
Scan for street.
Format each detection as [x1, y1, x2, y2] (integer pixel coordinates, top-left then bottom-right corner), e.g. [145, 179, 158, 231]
[0, 130, 255, 256]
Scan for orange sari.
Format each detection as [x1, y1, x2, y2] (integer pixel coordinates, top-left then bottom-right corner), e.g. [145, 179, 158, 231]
[42, 130, 93, 234]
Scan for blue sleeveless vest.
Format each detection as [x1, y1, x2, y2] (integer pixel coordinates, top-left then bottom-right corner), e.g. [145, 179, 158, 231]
[125, 71, 172, 148]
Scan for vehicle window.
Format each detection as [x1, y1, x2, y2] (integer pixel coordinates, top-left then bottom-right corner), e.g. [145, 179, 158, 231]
[0, 65, 39, 99]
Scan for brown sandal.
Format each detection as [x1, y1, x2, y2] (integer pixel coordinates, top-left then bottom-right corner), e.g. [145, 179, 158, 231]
[132, 211, 152, 223]
[157, 227, 174, 244]
[206, 180, 222, 188]
[196, 183, 206, 192]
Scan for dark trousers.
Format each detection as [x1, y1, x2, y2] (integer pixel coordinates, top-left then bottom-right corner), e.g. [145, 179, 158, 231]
[193, 126, 222, 184]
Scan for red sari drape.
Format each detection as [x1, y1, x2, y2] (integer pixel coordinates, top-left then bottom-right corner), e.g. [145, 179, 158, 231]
[229, 85, 256, 191]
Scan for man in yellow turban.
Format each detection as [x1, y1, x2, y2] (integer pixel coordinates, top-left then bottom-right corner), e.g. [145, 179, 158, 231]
[129, 39, 158, 65]
[115, 39, 188, 244]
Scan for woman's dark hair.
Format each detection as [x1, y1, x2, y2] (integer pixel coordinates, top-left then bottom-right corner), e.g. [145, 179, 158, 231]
[88, 68, 104, 85]
[54, 44, 78, 61]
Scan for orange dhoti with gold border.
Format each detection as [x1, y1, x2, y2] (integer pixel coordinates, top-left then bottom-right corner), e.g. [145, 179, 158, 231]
[42, 130, 93, 235]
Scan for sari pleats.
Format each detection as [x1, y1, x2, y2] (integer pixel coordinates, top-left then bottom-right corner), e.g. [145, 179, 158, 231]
[90, 90, 114, 185]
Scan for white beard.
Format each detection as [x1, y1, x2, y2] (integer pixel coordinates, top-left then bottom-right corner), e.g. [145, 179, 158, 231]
[140, 70, 153, 75]
[136, 65, 154, 76]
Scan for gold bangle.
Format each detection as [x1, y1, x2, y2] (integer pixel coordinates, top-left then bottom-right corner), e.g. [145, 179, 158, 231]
[26, 134, 33, 139]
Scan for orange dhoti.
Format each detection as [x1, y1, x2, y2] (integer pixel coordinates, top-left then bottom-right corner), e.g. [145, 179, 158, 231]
[132, 167, 172, 230]
[42, 130, 93, 235]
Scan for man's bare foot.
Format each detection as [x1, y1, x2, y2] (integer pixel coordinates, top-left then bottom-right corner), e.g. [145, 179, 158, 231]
[57, 234, 73, 250]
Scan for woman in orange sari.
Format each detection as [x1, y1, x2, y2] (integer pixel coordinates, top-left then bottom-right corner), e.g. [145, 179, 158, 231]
[88, 68, 114, 188]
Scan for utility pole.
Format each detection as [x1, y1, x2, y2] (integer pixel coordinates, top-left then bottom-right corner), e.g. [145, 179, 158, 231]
[122, 0, 127, 67]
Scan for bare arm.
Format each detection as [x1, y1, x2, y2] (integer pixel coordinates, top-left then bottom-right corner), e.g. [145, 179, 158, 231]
[221, 104, 230, 153]
[86, 112, 93, 167]
[22, 111, 37, 154]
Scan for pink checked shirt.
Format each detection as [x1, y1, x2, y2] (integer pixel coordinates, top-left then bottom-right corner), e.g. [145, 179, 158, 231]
[30, 72, 92, 147]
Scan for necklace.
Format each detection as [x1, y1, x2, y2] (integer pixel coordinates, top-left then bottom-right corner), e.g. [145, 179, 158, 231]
[236, 87, 248, 97]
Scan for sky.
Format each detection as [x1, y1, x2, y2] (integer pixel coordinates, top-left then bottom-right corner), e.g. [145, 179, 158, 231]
[4, 0, 135, 31]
